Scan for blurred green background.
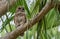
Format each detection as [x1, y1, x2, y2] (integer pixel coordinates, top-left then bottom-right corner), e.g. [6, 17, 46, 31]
[0, 0, 60, 39]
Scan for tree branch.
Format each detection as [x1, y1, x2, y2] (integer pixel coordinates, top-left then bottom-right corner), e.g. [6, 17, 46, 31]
[0, 0, 16, 17]
[0, 1, 55, 39]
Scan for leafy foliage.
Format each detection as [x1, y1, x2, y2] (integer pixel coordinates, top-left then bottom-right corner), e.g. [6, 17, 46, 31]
[0, 0, 60, 39]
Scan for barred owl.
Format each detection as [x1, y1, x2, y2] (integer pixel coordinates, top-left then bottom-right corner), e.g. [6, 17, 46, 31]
[14, 6, 26, 36]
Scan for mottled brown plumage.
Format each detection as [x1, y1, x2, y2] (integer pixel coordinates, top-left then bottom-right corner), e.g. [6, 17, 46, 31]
[14, 6, 26, 36]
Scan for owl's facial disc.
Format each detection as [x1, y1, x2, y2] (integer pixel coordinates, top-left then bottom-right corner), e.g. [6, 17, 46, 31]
[18, 7, 24, 12]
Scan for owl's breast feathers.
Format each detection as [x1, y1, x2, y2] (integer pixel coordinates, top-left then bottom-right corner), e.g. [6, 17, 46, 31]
[14, 12, 26, 26]
[15, 12, 25, 17]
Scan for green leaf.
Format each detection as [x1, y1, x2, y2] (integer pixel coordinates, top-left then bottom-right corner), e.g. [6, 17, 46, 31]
[0, 16, 14, 32]
[23, 0, 31, 18]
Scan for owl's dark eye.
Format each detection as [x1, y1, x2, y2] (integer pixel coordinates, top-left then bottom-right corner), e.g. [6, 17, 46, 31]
[22, 8, 24, 10]
[18, 7, 21, 10]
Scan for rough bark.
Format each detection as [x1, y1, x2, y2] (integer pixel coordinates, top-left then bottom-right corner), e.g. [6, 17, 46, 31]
[0, 1, 55, 39]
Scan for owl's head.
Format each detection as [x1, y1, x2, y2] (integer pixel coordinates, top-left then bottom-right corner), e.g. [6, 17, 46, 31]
[16, 6, 25, 12]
